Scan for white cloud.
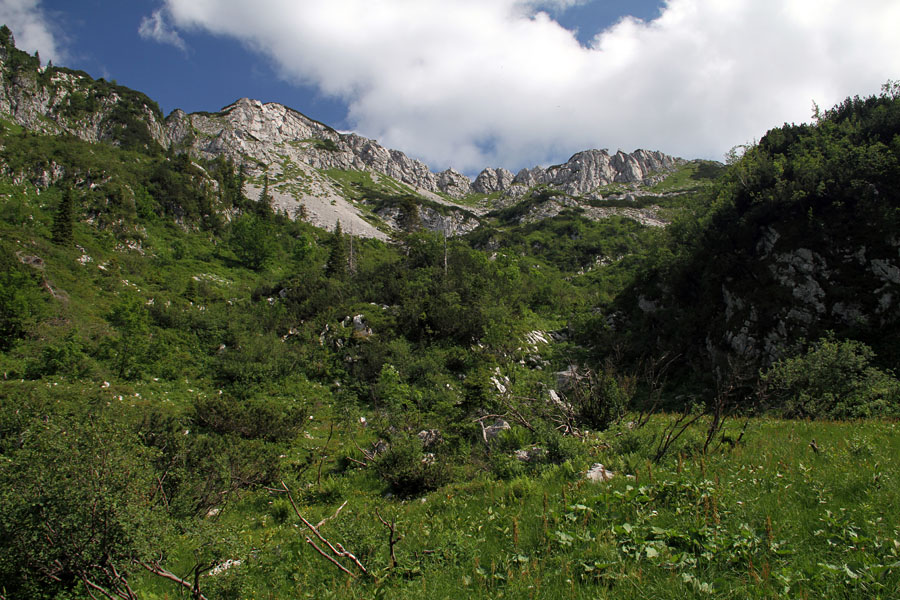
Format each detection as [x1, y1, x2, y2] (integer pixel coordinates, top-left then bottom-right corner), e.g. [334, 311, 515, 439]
[0, 0, 63, 62]
[158, 0, 900, 173]
[138, 9, 187, 52]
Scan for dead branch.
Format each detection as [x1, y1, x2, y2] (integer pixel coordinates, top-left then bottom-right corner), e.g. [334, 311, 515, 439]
[499, 399, 537, 433]
[139, 561, 209, 600]
[316, 500, 348, 529]
[305, 537, 356, 576]
[317, 421, 335, 487]
[80, 573, 136, 600]
[375, 509, 402, 569]
[281, 481, 369, 577]
[475, 414, 510, 446]
[653, 406, 705, 464]
[353, 441, 377, 463]
[636, 353, 678, 428]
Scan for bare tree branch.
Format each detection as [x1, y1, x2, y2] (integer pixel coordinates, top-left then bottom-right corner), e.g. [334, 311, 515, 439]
[305, 537, 356, 577]
[316, 500, 348, 529]
[281, 481, 369, 577]
[375, 509, 402, 569]
[139, 561, 209, 600]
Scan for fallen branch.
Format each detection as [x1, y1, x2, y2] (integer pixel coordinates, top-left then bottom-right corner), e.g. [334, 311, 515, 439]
[305, 537, 355, 576]
[353, 441, 377, 463]
[139, 561, 209, 600]
[316, 422, 335, 487]
[316, 500, 348, 529]
[281, 481, 369, 578]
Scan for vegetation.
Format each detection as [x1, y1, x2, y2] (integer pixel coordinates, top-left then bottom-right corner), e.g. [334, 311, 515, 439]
[0, 30, 898, 598]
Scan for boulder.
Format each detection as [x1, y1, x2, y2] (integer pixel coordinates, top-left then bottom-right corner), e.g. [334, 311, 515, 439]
[416, 429, 442, 449]
[585, 463, 615, 483]
[483, 419, 511, 441]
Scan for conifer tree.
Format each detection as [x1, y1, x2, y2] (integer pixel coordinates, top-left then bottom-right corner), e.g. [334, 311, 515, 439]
[256, 172, 274, 218]
[325, 221, 348, 279]
[51, 188, 74, 245]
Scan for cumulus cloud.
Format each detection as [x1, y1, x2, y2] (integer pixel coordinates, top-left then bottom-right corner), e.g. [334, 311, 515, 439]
[157, 0, 900, 172]
[138, 8, 187, 52]
[0, 0, 63, 62]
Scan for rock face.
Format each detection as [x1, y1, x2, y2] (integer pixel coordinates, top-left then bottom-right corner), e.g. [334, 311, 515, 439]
[166, 98, 454, 197]
[472, 167, 515, 194]
[511, 149, 681, 198]
[0, 51, 168, 148]
[167, 100, 681, 201]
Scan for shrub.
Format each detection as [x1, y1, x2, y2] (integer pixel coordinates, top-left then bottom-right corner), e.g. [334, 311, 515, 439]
[762, 334, 900, 419]
[571, 368, 633, 431]
[375, 436, 450, 497]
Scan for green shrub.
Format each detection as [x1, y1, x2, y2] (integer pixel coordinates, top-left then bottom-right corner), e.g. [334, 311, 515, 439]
[24, 331, 94, 380]
[571, 368, 633, 431]
[192, 394, 304, 443]
[375, 436, 450, 497]
[762, 334, 900, 419]
[489, 452, 526, 480]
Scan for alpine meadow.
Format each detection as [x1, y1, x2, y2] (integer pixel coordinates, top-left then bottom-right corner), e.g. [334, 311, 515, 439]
[2, 24, 900, 600]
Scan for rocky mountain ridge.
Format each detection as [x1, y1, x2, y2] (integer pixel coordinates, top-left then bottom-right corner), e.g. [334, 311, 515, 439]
[0, 31, 685, 238]
[166, 98, 683, 201]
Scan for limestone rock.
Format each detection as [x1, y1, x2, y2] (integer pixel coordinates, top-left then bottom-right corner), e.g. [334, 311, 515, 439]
[417, 429, 443, 449]
[472, 167, 515, 194]
[437, 168, 471, 198]
[513, 446, 545, 462]
[510, 149, 682, 197]
[585, 463, 615, 483]
[483, 419, 511, 441]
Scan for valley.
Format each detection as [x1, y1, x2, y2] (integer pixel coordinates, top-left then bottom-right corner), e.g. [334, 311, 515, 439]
[1, 27, 898, 599]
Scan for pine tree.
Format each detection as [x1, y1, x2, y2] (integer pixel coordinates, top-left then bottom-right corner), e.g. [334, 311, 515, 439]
[256, 172, 273, 218]
[51, 188, 74, 245]
[325, 221, 348, 279]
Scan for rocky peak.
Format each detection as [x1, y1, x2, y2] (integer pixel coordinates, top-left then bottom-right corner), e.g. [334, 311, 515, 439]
[472, 167, 515, 194]
[437, 168, 471, 198]
[507, 149, 683, 198]
[0, 30, 685, 239]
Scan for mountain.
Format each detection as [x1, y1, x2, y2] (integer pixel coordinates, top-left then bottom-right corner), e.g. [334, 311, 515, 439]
[0, 30, 685, 238]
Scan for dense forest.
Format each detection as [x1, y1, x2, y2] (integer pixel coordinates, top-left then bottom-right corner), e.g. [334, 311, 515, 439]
[1, 30, 899, 599]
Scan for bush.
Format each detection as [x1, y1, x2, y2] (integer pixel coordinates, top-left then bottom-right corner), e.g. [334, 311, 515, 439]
[192, 394, 304, 443]
[375, 436, 450, 497]
[763, 334, 900, 419]
[571, 368, 633, 431]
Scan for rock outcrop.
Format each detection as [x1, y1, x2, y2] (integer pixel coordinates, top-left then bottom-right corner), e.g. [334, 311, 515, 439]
[511, 149, 681, 198]
[0, 55, 168, 148]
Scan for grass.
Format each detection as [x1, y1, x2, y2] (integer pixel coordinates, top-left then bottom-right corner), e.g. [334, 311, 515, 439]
[648, 160, 725, 193]
[118, 414, 900, 599]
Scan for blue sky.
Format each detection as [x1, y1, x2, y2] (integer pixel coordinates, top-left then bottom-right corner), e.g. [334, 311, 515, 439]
[3, 1, 900, 174]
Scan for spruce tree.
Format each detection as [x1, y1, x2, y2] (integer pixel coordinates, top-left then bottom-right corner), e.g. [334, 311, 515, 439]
[51, 188, 74, 245]
[256, 172, 274, 218]
[325, 221, 348, 279]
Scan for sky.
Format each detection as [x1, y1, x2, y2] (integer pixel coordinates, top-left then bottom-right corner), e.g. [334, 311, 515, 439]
[2, 0, 900, 176]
